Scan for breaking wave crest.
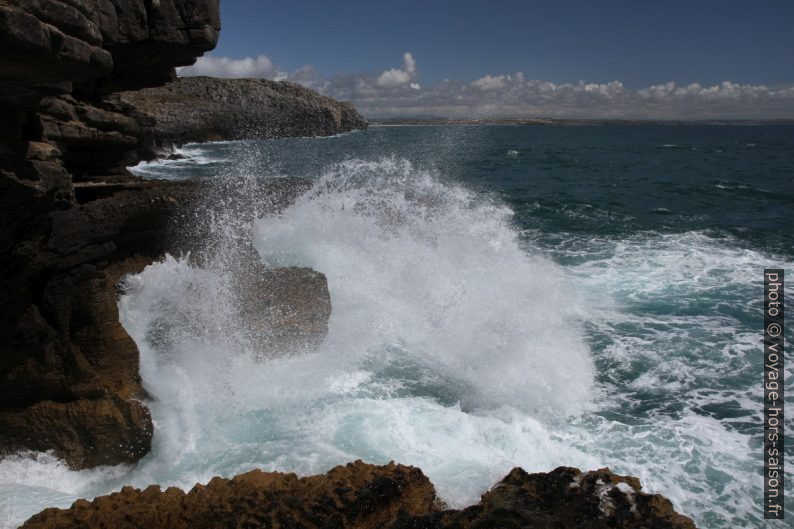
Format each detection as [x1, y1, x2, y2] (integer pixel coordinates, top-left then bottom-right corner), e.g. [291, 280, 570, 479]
[1, 148, 790, 529]
[0, 157, 597, 527]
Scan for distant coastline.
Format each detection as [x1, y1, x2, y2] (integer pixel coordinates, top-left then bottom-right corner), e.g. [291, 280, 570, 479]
[369, 117, 794, 126]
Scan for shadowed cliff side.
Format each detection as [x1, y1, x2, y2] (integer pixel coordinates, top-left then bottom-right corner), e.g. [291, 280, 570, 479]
[120, 76, 368, 153]
[0, 0, 220, 469]
[19, 462, 697, 529]
[0, 0, 351, 471]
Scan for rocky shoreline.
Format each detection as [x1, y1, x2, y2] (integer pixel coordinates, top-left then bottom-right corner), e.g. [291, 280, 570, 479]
[0, 0, 221, 470]
[20, 462, 695, 529]
[1, 1, 696, 527]
[0, 0, 342, 470]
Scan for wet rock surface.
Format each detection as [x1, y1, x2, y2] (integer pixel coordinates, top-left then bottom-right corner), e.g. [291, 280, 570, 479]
[236, 264, 332, 356]
[19, 462, 697, 529]
[0, 0, 222, 468]
[0, 167, 328, 468]
[426, 466, 697, 529]
[0, 182, 198, 468]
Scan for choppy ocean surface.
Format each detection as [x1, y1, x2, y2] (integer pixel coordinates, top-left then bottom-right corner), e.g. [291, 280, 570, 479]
[2, 125, 793, 528]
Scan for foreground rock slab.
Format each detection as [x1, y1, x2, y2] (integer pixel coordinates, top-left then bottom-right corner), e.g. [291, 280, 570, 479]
[20, 462, 696, 529]
[433, 466, 697, 529]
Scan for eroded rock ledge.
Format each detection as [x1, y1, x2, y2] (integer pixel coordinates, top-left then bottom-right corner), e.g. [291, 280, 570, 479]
[20, 461, 697, 529]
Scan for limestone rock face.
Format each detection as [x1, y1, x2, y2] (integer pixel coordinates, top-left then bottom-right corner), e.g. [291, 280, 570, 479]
[0, 0, 220, 97]
[0, 0, 221, 468]
[19, 462, 697, 529]
[0, 0, 221, 182]
[120, 76, 369, 150]
[0, 182, 198, 468]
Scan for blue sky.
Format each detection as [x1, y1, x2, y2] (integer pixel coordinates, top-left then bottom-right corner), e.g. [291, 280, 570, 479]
[180, 1, 794, 118]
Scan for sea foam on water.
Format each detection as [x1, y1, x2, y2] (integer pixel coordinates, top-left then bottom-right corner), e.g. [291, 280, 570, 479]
[1, 138, 791, 529]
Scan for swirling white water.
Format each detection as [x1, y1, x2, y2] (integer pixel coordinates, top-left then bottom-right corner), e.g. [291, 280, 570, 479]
[1, 128, 792, 528]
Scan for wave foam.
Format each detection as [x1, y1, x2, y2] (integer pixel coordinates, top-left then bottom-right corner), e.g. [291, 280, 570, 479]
[253, 157, 595, 414]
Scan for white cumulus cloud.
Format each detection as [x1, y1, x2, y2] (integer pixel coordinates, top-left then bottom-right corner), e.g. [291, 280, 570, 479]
[471, 74, 511, 91]
[178, 54, 282, 79]
[376, 52, 418, 88]
[174, 51, 794, 119]
[582, 80, 624, 96]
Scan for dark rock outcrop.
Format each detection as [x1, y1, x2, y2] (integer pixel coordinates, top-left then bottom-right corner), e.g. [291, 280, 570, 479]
[0, 0, 222, 180]
[0, 0, 221, 468]
[19, 462, 697, 529]
[236, 265, 332, 356]
[0, 172, 330, 469]
[0, 0, 334, 472]
[119, 76, 368, 150]
[0, 180, 199, 468]
[428, 466, 696, 529]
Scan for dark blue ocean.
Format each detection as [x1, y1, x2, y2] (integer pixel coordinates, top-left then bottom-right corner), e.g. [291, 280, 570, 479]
[2, 125, 792, 529]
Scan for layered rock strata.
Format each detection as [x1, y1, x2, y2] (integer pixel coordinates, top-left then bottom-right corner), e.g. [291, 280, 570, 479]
[0, 1, 350, 469]
[0, 0, 222, 180]
[20, 461, 697, 529]
[0, 0, 222, 468]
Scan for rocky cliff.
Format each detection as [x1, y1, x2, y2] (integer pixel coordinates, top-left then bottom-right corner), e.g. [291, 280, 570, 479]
[19, 461, 697, 529]
[120, 76, 368, 151]
[0, 0, 223, 469]
[0, 1, 341, 471]
[0, 0, 222, 180]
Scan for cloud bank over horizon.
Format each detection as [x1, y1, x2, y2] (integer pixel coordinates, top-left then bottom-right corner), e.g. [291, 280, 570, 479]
[178, 53, 794, 120]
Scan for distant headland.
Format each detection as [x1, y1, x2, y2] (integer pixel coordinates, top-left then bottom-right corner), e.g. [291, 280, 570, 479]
[370, 117, 794, 126]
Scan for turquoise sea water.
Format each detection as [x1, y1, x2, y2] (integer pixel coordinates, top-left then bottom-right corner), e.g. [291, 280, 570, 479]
[1, 125, 792, 528]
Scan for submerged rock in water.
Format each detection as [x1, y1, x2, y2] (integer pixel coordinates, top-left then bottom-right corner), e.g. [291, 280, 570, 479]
[177, 176, 331, 356]
[19, 462, 696, 529]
